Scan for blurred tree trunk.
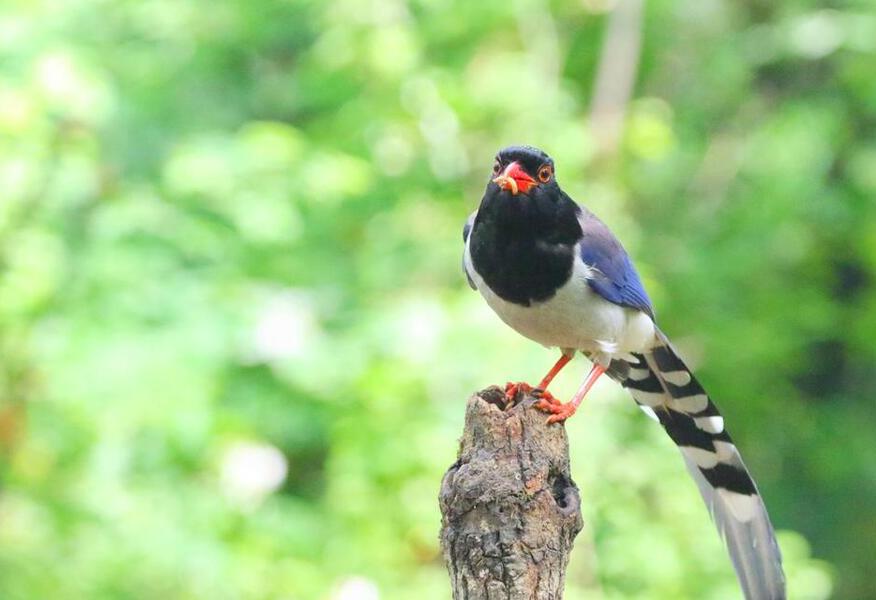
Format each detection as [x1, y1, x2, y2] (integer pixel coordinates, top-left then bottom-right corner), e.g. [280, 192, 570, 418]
[590, 0, 644, 158]
[439, 387, 583, 599]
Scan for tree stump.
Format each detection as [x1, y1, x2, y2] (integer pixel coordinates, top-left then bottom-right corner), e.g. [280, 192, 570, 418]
[439, 386, 583, 599]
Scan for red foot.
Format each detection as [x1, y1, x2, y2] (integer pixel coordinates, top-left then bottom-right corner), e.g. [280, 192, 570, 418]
[504, 381, 533, 402]
[539, 401, 578, 424]
[533, 388, 561, 410]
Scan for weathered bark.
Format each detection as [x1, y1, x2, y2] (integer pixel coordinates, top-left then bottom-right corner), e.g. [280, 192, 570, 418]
[439, 387, 583, 600]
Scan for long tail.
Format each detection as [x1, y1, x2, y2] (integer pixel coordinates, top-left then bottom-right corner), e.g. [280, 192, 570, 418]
[606, 330, 786, 600]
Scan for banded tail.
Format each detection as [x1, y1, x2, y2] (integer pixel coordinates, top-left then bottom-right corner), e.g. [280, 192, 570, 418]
[607, 331, 786, 600]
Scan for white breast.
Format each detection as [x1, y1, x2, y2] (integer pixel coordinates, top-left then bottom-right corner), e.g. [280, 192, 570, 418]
[464, 239, 655, 363]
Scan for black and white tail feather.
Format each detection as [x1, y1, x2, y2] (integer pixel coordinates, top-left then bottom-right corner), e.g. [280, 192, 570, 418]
[606, 331, 786, 600]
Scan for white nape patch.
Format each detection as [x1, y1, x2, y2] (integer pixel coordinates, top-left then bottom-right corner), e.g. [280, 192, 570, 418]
[661, 370, 692, 386]
[668, 393, 709, 413]
[633, 390, 667, 407]
[627, 367, 651, 381]
[638, 405, 659, 422]
[717, 489, 759, 522]
[694, 415, 725, 434]
[680, 445, 719, 469]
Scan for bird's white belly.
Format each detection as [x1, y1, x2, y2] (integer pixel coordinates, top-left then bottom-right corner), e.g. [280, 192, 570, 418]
[465, 243, 655, 361]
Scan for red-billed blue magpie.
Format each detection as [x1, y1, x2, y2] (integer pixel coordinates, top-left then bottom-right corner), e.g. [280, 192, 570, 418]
[463, 145, 785, 599]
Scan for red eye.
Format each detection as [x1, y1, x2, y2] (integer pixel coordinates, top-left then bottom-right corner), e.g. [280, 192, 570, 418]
[492, 159, 502, 175]
[537, 165, 552, 183]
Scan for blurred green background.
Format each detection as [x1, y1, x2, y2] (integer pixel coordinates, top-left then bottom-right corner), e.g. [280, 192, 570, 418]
[1, 0, 875, 598]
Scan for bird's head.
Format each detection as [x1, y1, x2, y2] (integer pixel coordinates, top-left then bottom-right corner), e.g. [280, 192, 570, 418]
[489, 145, 557, 197]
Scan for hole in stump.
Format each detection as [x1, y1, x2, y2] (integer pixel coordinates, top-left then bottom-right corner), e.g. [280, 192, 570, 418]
[480, 387, 509, 408]
[548, 469, 579, 515]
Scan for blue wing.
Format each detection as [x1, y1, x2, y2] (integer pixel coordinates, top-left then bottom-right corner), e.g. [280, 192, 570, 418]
[578, 210, 655, 319]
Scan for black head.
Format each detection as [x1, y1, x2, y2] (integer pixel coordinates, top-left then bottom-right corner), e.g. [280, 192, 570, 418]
[489, 145, 558, 197]
[471, 145, 581, 305]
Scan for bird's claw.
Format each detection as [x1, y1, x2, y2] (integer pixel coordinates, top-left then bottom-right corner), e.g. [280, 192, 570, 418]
[538, 401, 578, 424]
[532, 388, 560, 410]
[504, 381, 533, 403]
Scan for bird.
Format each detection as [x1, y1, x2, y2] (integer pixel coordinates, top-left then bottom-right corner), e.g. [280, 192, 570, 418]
[462, 145, 786, 600]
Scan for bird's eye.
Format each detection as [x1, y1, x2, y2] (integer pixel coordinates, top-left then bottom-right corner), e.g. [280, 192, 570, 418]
[492, 159, 502, 175]
[537, 165, 553, 183]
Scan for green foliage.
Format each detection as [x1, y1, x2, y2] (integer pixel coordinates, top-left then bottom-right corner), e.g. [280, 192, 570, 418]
[1, 0, 872, 597]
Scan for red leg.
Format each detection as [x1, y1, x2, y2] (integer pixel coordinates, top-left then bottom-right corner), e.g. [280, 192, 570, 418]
[536, 354, 572, 391]
[505, 353, 573, 404]
[533, 353, 573, 408]
[540, 363, 607, 424]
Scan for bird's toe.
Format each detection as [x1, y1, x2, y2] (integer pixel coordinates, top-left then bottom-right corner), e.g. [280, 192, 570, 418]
[533, 389, 561, 409]
[504, 381, 533, 402]
[542, 403, 577, 424]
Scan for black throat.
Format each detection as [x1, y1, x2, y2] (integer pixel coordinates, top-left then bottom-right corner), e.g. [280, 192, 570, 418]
[469, 187, 582, 306]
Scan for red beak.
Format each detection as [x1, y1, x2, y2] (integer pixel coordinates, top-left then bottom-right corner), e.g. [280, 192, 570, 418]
[493, 162, 536, 195]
